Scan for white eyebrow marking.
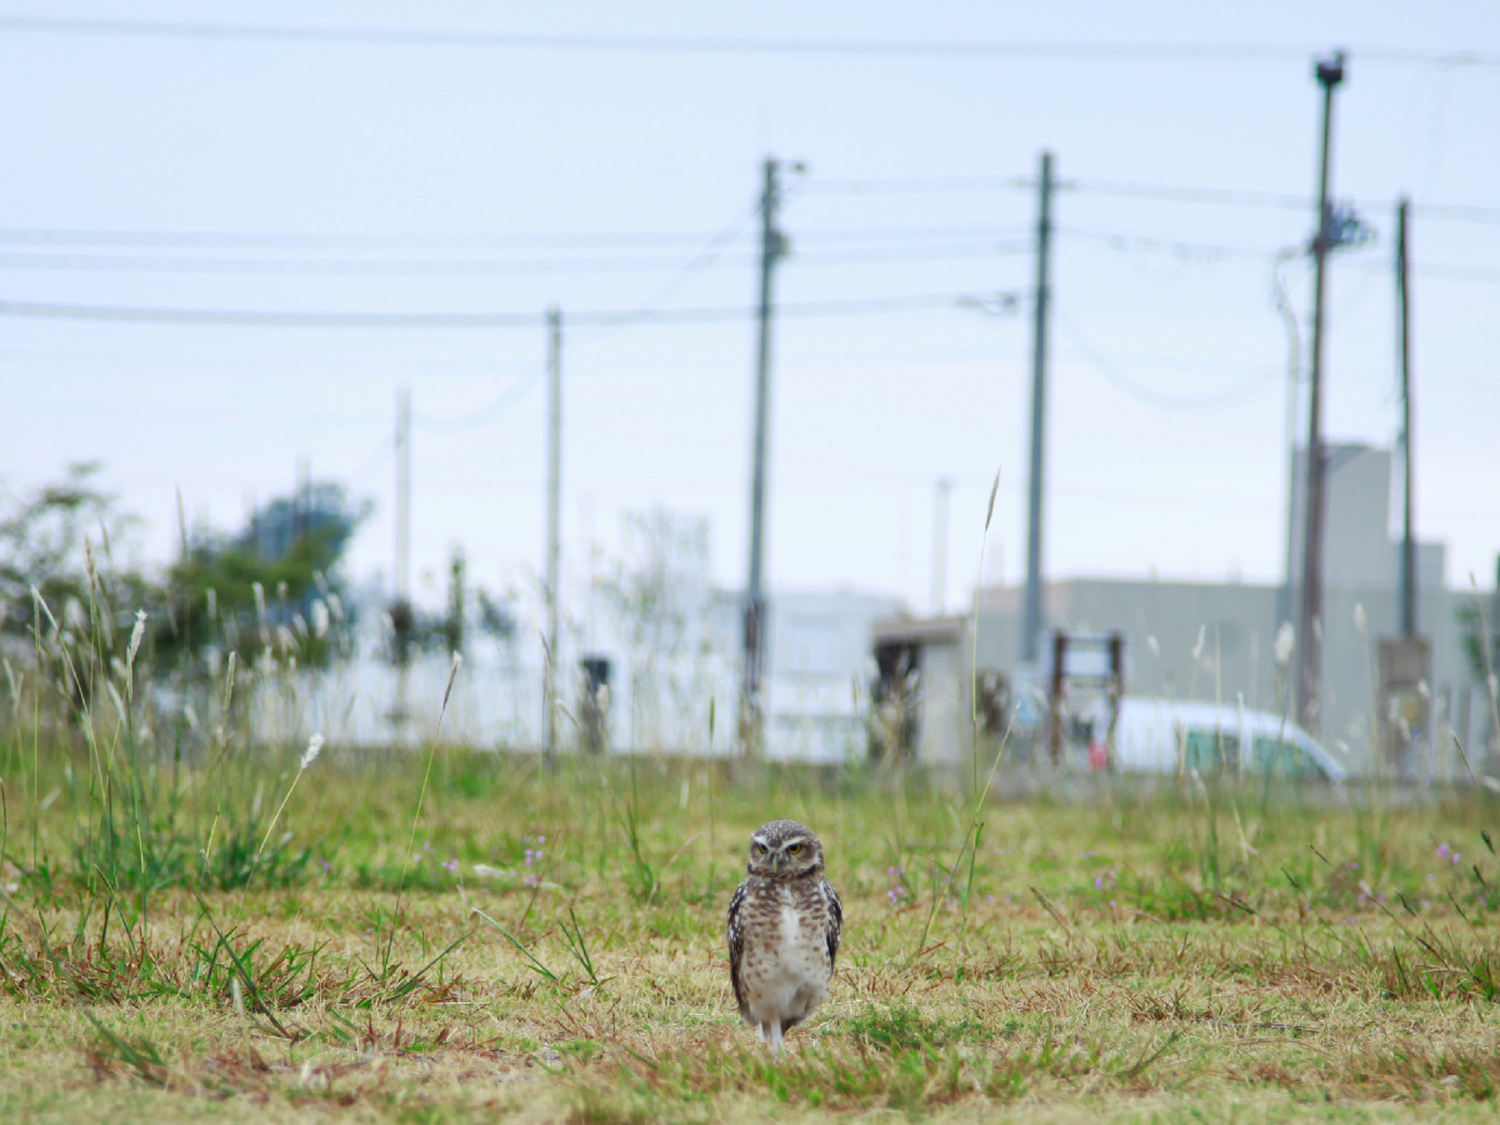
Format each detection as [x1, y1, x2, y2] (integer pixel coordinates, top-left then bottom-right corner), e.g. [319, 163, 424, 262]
[752, 836, 770, 848]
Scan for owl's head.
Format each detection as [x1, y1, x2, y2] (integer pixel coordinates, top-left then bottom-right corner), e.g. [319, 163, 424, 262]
[745, 819, 825, 880]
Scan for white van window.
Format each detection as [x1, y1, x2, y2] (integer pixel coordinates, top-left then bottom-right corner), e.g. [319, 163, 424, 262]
[1250, 737, 1328, 780]
[1184, 730, 1239, 775]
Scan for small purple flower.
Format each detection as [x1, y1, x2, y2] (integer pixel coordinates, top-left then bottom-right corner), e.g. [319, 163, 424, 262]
[1438, 843, 1452, 861]
[1378, 893, 1386, 905]
[1452, 853, 1463, 867]
[1421, 899, 1432, 909]
[1082, 851, 1096, 859]
[1095, 876, 1105, 890]
[1428, 874, 1437, 883]
[443, 858, 459, 873]
[1003, 895, 1012, 905]
[985, 894, 995, 903]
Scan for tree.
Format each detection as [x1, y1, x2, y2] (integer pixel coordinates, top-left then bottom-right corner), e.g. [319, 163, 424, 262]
[153, 481, 371, 670]
[0, 462, 144, 643]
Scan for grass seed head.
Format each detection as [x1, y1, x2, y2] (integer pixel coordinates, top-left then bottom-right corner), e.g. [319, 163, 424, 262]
[1274, 622, 1295, 667]
[300, 733, 325, 771]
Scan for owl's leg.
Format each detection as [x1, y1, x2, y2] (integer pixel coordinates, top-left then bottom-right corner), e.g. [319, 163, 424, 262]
[766, 1021, 785, 1057]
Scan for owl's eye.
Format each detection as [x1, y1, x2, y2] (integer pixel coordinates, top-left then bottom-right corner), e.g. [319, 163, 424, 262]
[755, 844, 768, 855]
[787, 844, 802, 855]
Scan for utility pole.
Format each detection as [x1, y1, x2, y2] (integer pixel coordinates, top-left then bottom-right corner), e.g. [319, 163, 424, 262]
[1396, 197, 1416, 637]
[395, 388, 411, 608]
[393, 387, 412, 739]
[1272, 249, 1304, 637]
[740, 156, 786, 755]
[1021, 150, 1054, 665]
[1296, 52, 1345, 737]
[544, 306, 562, 769]
[293, 454, 310, 541]
[931, 477, 952, 615]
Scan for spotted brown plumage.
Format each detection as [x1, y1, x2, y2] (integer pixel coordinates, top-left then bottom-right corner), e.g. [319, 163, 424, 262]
[726, 819, 842, 1055]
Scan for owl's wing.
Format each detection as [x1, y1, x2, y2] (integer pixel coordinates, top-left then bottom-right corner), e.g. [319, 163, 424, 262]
[824, 880, 843, 967]
[727, 880, 749, 1012]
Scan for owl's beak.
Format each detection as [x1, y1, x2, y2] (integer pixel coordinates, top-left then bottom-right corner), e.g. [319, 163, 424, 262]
[771, 852, 785, 873]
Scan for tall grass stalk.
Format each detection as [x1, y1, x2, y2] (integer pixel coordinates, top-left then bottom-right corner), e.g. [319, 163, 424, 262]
[384, 653, 463, 968]
[971, 469, 1000, 797]
[253, 733, 324, 866]
[916, 469, 1008, 959]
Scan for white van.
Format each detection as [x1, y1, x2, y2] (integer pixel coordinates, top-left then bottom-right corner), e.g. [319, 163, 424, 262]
[1089, 697, 1348, 782]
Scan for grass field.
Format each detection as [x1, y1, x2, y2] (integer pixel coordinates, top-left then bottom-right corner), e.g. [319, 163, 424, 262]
[4, 733, 1500, 1125]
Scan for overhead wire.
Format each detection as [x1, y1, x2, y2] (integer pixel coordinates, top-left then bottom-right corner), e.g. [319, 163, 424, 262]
[0, 238, 1033, 275]
[1072, 178, 1500, 223]
[3, 17, 1498, 68]
[1055, 307, 1279, 411]
[0, 292, 987, 329]
[803, 172, 1500, 224]
[0, 221, 1027, 250]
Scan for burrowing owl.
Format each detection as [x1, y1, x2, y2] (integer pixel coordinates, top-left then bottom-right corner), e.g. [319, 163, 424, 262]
[726, 819, 842, 1054]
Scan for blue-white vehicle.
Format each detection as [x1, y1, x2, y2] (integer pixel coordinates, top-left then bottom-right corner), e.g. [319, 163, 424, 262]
[1090, 697, 1348, 782]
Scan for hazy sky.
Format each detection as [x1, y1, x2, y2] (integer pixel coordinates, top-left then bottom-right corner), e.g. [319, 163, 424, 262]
[2, 2, 1497, 622]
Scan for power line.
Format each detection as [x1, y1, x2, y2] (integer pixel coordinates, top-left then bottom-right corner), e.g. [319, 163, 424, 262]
[1059, 225, 1276, 260]
[1072, 177, 1500, 223]
[3, 17, 1497, 67]
[0, 292, 987, 328]
[1063, 224, 1500, 283]
[1072, 178, 1308, 211]
[1056, 309, 1279, 411]
[0, 222, 1028, 250]
[800, 175, 1030, 194]
[0, 239, 1032, 275]
[804, 173, 1500, 223]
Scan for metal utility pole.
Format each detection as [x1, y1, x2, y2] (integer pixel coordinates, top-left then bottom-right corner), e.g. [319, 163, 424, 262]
[1296, 52, 1345, 737]
[544, 305, 562, 769]
[395, 388, 411, 607]
[1396, 197, 1416, 637]
[931, 477, 952, 614]
[740, 156, 785, 754]
[294, 453, 311, 541]
[1021, 150, 1054, 665]
[1272, 249, 1304, 637]
[392, 387, 412, 739]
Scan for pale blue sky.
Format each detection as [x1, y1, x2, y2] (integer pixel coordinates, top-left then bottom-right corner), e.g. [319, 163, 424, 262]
[1, 2, 1496, 620]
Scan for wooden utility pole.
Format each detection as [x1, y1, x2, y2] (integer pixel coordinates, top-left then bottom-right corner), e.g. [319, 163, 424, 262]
[544, 306, 562, 769]
[1022, 150, 1054, 664]
[1396, 197, 1416, 637]
[740, 156, 784, 756]
[1296, 52, 1345, 737]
